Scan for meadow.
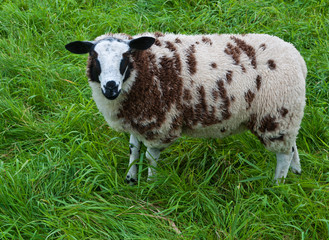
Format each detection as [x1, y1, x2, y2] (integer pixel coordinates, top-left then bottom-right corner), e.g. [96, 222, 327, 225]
[0, 0, 328, 239]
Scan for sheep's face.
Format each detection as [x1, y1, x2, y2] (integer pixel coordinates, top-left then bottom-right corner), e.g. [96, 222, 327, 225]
[65, 36, 155, 100]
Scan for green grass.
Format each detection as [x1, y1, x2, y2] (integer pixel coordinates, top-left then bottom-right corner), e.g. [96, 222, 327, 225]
[1, 0, 328, 239]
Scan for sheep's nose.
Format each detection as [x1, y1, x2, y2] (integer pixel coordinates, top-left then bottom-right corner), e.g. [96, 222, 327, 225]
[105, 81, 117, 90]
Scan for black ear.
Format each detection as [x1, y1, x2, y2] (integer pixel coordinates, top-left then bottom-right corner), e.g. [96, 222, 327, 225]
[129, 37, 155, 50]
[65, 41, 94, 54]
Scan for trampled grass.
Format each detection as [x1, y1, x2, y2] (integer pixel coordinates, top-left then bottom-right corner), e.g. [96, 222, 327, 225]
[0, 0, 328, 239]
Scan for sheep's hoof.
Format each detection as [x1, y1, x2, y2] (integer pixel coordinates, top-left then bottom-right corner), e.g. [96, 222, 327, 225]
[125, 175, 137, 185]
[291, 167, 302, 175]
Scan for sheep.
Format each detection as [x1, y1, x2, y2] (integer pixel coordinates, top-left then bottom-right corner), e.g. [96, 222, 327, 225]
[65, 32, 307, 184]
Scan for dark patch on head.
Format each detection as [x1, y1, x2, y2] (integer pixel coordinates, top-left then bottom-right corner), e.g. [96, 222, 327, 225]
[165, 41, 176, 52]
[231, 37, 257, 69]
[186, 44, 197, 75]
[245, 90, 255, 110]
[217, 80, 231, 120]
[269, 134, 284, 141]
[154, 39, 162, 47]
[279, 107, 289, 117]
[202, 36, 213, 45]
[121, 51, 133, 82]
[267, 59, 276, 70]
[260, 43, 266, 50]
[154, 32, 164, 38]
[175, 38, 182, 44]
[225, 70, 233, 84]
[256, 75, 262, 91]
[259, 115, 278, 133]
[211, 62, 217, 69]
[87, 50, 101, 83]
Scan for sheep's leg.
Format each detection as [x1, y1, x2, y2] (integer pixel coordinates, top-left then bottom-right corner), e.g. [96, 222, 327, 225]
[126, 134, 141, 185]
[146, 147, 161, 181]
[290, 142, 302, 175]
[274, 151, 293, 184]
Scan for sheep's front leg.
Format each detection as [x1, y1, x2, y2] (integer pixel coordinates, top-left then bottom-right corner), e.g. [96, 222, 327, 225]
[146, 147, 161, 181]
[126, 135, 141, 185]
[274, 151, 293, 184]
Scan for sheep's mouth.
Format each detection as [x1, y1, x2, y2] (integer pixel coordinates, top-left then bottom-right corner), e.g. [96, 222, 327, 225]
[102, 87, 121, 100]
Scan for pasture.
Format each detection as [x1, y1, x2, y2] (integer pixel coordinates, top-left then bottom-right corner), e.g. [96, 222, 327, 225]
[0, 0, 328, 239]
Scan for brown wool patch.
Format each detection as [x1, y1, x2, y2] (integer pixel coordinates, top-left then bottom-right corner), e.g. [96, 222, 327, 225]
[196, 41, 200, 45]
[260, 43, 266, 50]
[211, 62, 217, 69]
[224, 43, 241, 66]
[202, 36, 213, 45]
[154, 32, 164, 38]
[245, 90, 255, 110]
[256, 75, 262, 91]
[193, 87, 221, 126]
[87, 50, 100, 82]
[247, 113, 257, 131]
[212, 88, 219, 101]
[241, 64, 246, 73]
[217, 80, 231, 120]
[183, 89, 192, 102]
[226, 70, 233, 84]
[186, 45, 197, 75]
[175, 38, 182, 44]
[117, 49, 183, 137]
[154, 39, 162, 47]
[165, 41, 176, 52]
[280, 107, 289, 117]
[231, 37, 257, 69]
[267, 59, 276, 70]
[259, 115, 278, 133]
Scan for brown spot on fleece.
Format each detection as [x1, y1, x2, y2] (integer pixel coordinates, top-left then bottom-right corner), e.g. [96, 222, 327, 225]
[202, 36, 213, 45]
[256, 75, 262, 91]
[154, 39, 162, 47]
[154, 32, 164, 38]
[186, 44, 197, 75]
[280, 107, 289, 117]
[225, 70, 233, 84]
[211, 62, 217, 69]
[267, 59, 276, 70]
[245, 90, 255, 110]
[231, 37, 257, 69]
[224, 43, 241, 66]
[175, 38, 182, 44]
[260, 43, 266, 50]
[259, 115, 278, 133]
[217, 80, 231, 120]
[165, 41, 176, 52]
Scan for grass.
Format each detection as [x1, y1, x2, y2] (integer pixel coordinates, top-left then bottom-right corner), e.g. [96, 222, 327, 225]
[0, 0, 328, 239]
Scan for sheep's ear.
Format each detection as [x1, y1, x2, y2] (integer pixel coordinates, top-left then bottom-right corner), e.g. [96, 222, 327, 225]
[65, 41, 94, 54]
[129, 37, 155, 50]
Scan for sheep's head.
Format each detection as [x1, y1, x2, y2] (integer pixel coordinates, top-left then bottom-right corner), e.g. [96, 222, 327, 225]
[65, 36, 155, 100]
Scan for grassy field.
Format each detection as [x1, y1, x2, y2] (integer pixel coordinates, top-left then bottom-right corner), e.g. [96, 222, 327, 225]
[0, 0, 328, 239]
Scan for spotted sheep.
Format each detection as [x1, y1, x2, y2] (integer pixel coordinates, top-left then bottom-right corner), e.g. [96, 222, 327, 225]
[65, 32, 307, 184]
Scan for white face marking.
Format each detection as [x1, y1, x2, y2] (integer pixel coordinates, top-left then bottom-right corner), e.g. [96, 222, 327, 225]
[94, 39, 130, 99]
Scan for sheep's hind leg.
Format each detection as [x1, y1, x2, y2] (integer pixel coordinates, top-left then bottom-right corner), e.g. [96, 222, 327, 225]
[126, 135, 141, 185]
[274, 151, 293, 184]
[290, 142, 302, 175]
[146, 147, 161, 181]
